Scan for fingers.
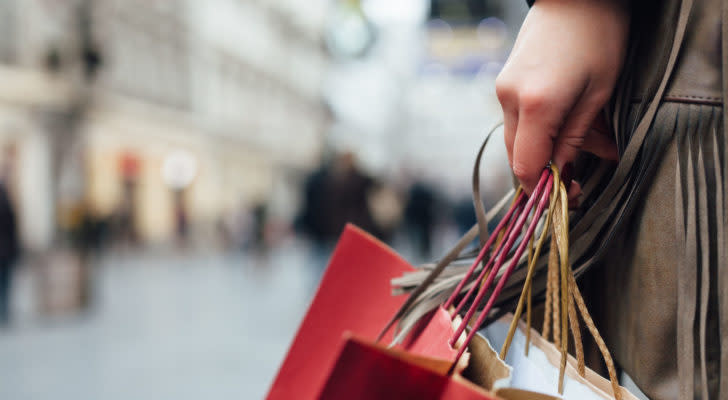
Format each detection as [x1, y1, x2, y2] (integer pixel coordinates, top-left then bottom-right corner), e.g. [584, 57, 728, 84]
[497, 74, 560, 195]
[511, 108, 557, 195]
[549, 87, 608, 172]
[511, 86, 576, 195]
[581, 129, 618, 161]
[496, 73, 613, 197]
[497, 64, 587, 195]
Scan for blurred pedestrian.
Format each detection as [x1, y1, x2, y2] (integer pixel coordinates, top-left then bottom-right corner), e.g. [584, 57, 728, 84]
[297, 162, 329, 247]
[404, 181, 436, 258]
[322, 152, 382, 241]
[298, 152, 383, 246]
[453, 196, 476, 237]
[250, 202, 269, 252]
[173, 189, 188, 246]
[297, 152, 383, 291]
[0, 178, 18, 325]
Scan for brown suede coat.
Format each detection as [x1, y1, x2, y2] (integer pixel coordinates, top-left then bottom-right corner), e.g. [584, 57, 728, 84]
[582, 0, 725, 399]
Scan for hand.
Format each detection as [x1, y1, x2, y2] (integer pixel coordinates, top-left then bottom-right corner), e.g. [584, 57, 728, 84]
[495, 0, 629, 198]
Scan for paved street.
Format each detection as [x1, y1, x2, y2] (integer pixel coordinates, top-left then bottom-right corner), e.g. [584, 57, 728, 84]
[0, 243, 319, 400]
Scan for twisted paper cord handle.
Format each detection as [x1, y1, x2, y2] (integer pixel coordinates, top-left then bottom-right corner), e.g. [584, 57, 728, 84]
[497, 166, 621, 400]
[499, 165, 558, 359]
[525, 233, 535, 356]
[568, 268, 622, 400]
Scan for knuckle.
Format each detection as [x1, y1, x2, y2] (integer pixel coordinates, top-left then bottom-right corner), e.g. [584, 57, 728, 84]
[518, 87, 550, 114]
[494, 75, 516, 105]
[561, 134, 585, 149]
[511, 161, 531, 181]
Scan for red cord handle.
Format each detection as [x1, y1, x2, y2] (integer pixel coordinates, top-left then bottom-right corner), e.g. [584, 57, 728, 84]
[450, 199, 523, 319]
[442, 191, 526, 310]
[449, 168, 550, 346]
[449, 172, 554, 368]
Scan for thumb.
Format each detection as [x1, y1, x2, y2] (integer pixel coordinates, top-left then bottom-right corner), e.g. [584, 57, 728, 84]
[580, 114, 618, 161]
[551, 103, 608, 171]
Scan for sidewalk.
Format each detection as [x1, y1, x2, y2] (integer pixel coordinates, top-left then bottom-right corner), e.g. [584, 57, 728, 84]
[0, 243, 316, 399]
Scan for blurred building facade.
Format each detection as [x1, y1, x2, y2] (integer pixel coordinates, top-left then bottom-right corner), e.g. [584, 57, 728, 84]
[0, 0, 332, 248]
[323, 0, 525, 200]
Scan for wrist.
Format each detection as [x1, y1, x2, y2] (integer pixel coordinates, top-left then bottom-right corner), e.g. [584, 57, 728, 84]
[530, 0, 631, 47]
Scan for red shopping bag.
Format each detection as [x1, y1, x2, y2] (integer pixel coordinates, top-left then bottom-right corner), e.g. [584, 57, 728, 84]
[267, 225, 457, 400]
[318, 334, 497, 400]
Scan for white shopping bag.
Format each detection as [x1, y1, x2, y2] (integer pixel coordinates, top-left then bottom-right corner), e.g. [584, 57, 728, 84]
[476, 316, 641, 400]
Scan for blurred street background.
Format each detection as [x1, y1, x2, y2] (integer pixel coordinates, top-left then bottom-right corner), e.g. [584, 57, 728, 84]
[0, 0, 526, 398]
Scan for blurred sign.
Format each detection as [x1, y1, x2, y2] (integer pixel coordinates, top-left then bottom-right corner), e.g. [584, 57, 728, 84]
[423, 19, 507, 76]
[428, 0, 503, 23]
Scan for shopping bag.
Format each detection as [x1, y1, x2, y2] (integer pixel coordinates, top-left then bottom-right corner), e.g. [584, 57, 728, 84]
[478, 315, 640, 400]
[267, 224, 460, 400]
[386, 163, 641, 400]
[318, 331, 566, 400]
[269, 127, 560, 400]
[310, 170, 563, 399]
[318, 334, 499, 400]
[464, 333, 557, 400]
[315, 166, 558, 400]
[269, 153, 636, 399]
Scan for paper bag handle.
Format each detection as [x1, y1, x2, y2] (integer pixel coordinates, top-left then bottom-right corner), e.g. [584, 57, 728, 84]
[498, 171, 623, 400]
